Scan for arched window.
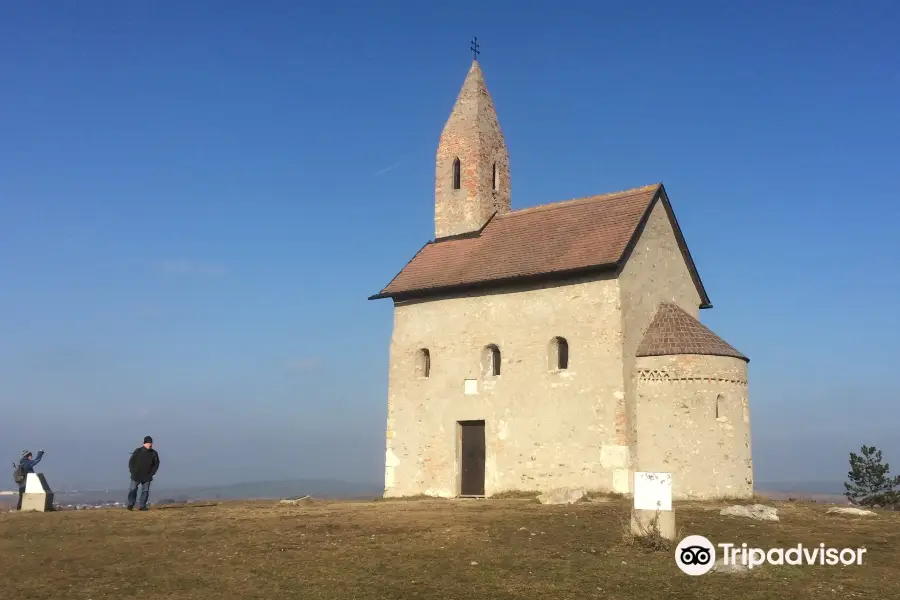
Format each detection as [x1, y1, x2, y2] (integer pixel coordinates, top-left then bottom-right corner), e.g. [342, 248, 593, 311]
[492, 162, 498, 191]
[452, 158, 461, 190]
[549, 337, 569, 370]
[416, 349, 431, 378]
[482, 344, 501, 376]
[715, 394, 723, 419]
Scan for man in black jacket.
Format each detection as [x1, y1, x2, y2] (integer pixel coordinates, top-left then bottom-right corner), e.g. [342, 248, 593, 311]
[127, 436, 160, 511]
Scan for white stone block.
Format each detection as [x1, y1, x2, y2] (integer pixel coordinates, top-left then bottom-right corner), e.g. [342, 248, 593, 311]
[20, 473, 53, 512]
[385, 448, 401, 468]
[464, 379, 478, 395]
[24, 472, 51, 494]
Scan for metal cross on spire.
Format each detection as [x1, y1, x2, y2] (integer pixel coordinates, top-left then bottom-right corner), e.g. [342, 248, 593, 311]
[470, 37, 480, 61]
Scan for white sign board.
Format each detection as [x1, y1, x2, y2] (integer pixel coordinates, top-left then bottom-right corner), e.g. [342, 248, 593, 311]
[464, 379, 478, 395]
[633, 471, 672, 511]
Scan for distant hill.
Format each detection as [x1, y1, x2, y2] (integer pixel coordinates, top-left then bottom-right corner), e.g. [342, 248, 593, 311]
[160, 478, 384, 501]
[47, 478, 383, 506]
[756, 481, 844, 495]
[755, 481, 848, 504]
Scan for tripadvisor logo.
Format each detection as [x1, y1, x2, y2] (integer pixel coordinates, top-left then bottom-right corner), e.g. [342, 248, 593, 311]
[675, 535, 716, 575]
[675, 535, 868, 575]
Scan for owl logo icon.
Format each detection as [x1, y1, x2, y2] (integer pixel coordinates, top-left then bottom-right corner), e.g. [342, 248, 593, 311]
[675, 535, 716, 575]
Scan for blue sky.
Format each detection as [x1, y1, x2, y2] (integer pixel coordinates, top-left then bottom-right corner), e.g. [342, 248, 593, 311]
[1, 1, 898, 490]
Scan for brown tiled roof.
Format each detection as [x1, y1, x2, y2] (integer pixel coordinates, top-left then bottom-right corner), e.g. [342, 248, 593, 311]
[370, 183, 711, 304]
[636, 302, 748, 361]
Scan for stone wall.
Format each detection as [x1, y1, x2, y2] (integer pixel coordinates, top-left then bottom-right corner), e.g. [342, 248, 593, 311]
[383, 273, 630, 497]
[617, 196, 704, 486]
[634, 354, 753, 499]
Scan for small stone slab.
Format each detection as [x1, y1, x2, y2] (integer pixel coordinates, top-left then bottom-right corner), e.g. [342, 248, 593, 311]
[278, 495, 311, 506]
[712, 557, 751, 575]
[827, 507, 876, 517]
[719, 504, 778, 521]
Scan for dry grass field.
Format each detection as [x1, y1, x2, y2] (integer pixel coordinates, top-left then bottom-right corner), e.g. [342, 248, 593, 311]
[1, 495, 897, 599]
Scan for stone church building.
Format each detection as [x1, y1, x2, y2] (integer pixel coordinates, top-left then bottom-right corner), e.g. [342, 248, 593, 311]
[369, 59, 753, 500]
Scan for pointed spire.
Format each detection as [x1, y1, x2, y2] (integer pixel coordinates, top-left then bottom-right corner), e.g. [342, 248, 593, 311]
[449, 60, 492, 119]
[434, 59, 511, 239]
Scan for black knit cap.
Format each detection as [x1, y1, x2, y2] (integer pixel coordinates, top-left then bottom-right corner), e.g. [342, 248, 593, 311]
[143, 436, 153, 444]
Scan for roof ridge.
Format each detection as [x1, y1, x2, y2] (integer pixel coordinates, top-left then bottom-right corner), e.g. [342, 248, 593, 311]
[368, 182, 712, 306]
[500, 183, 660, 218]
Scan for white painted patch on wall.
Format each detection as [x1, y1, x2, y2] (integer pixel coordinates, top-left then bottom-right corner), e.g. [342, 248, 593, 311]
[613, 391, 625, 400]
[384, 448, 400, 489]
[464, 379, 478, 395]
[385, 448, 400, 468]
[600, 445, 629, 469]
[497, 419, 509, 440]
[613, 469, 631, 494]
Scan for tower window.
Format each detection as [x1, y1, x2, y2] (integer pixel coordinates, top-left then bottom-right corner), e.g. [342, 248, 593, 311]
[492, 162, 498, 191]
[416, 348, 431, 378]
[482, 344, 501, 376]
[549, 337, 569, 370]
[716, 394, 723, 419]
[452, 158, 461, 190]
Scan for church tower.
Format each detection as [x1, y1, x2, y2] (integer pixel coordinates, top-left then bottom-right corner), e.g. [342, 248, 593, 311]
[434, 59, 511, 239]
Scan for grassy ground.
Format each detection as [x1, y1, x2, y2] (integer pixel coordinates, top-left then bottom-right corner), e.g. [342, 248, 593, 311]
[1, 496, 897, 599]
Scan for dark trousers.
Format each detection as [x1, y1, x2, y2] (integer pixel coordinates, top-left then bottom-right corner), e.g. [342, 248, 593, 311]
[127, 479, 151, 509]
[16, 485, 25, 510]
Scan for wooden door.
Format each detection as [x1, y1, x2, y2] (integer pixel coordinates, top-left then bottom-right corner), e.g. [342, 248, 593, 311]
[459, 420, 485, 496]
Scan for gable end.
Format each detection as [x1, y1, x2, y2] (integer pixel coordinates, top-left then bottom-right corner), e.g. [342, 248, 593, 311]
[615, 184, 712, 310]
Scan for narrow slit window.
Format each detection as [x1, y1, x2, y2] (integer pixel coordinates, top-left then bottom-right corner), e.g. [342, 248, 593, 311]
[492, 162, 498, 191]
[417, 349, 431, 377]
[549, 337, 569, 370]
[452, 158, 461, 189]
[482, 344, 501, 376]
[716, 394, 723, 419]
